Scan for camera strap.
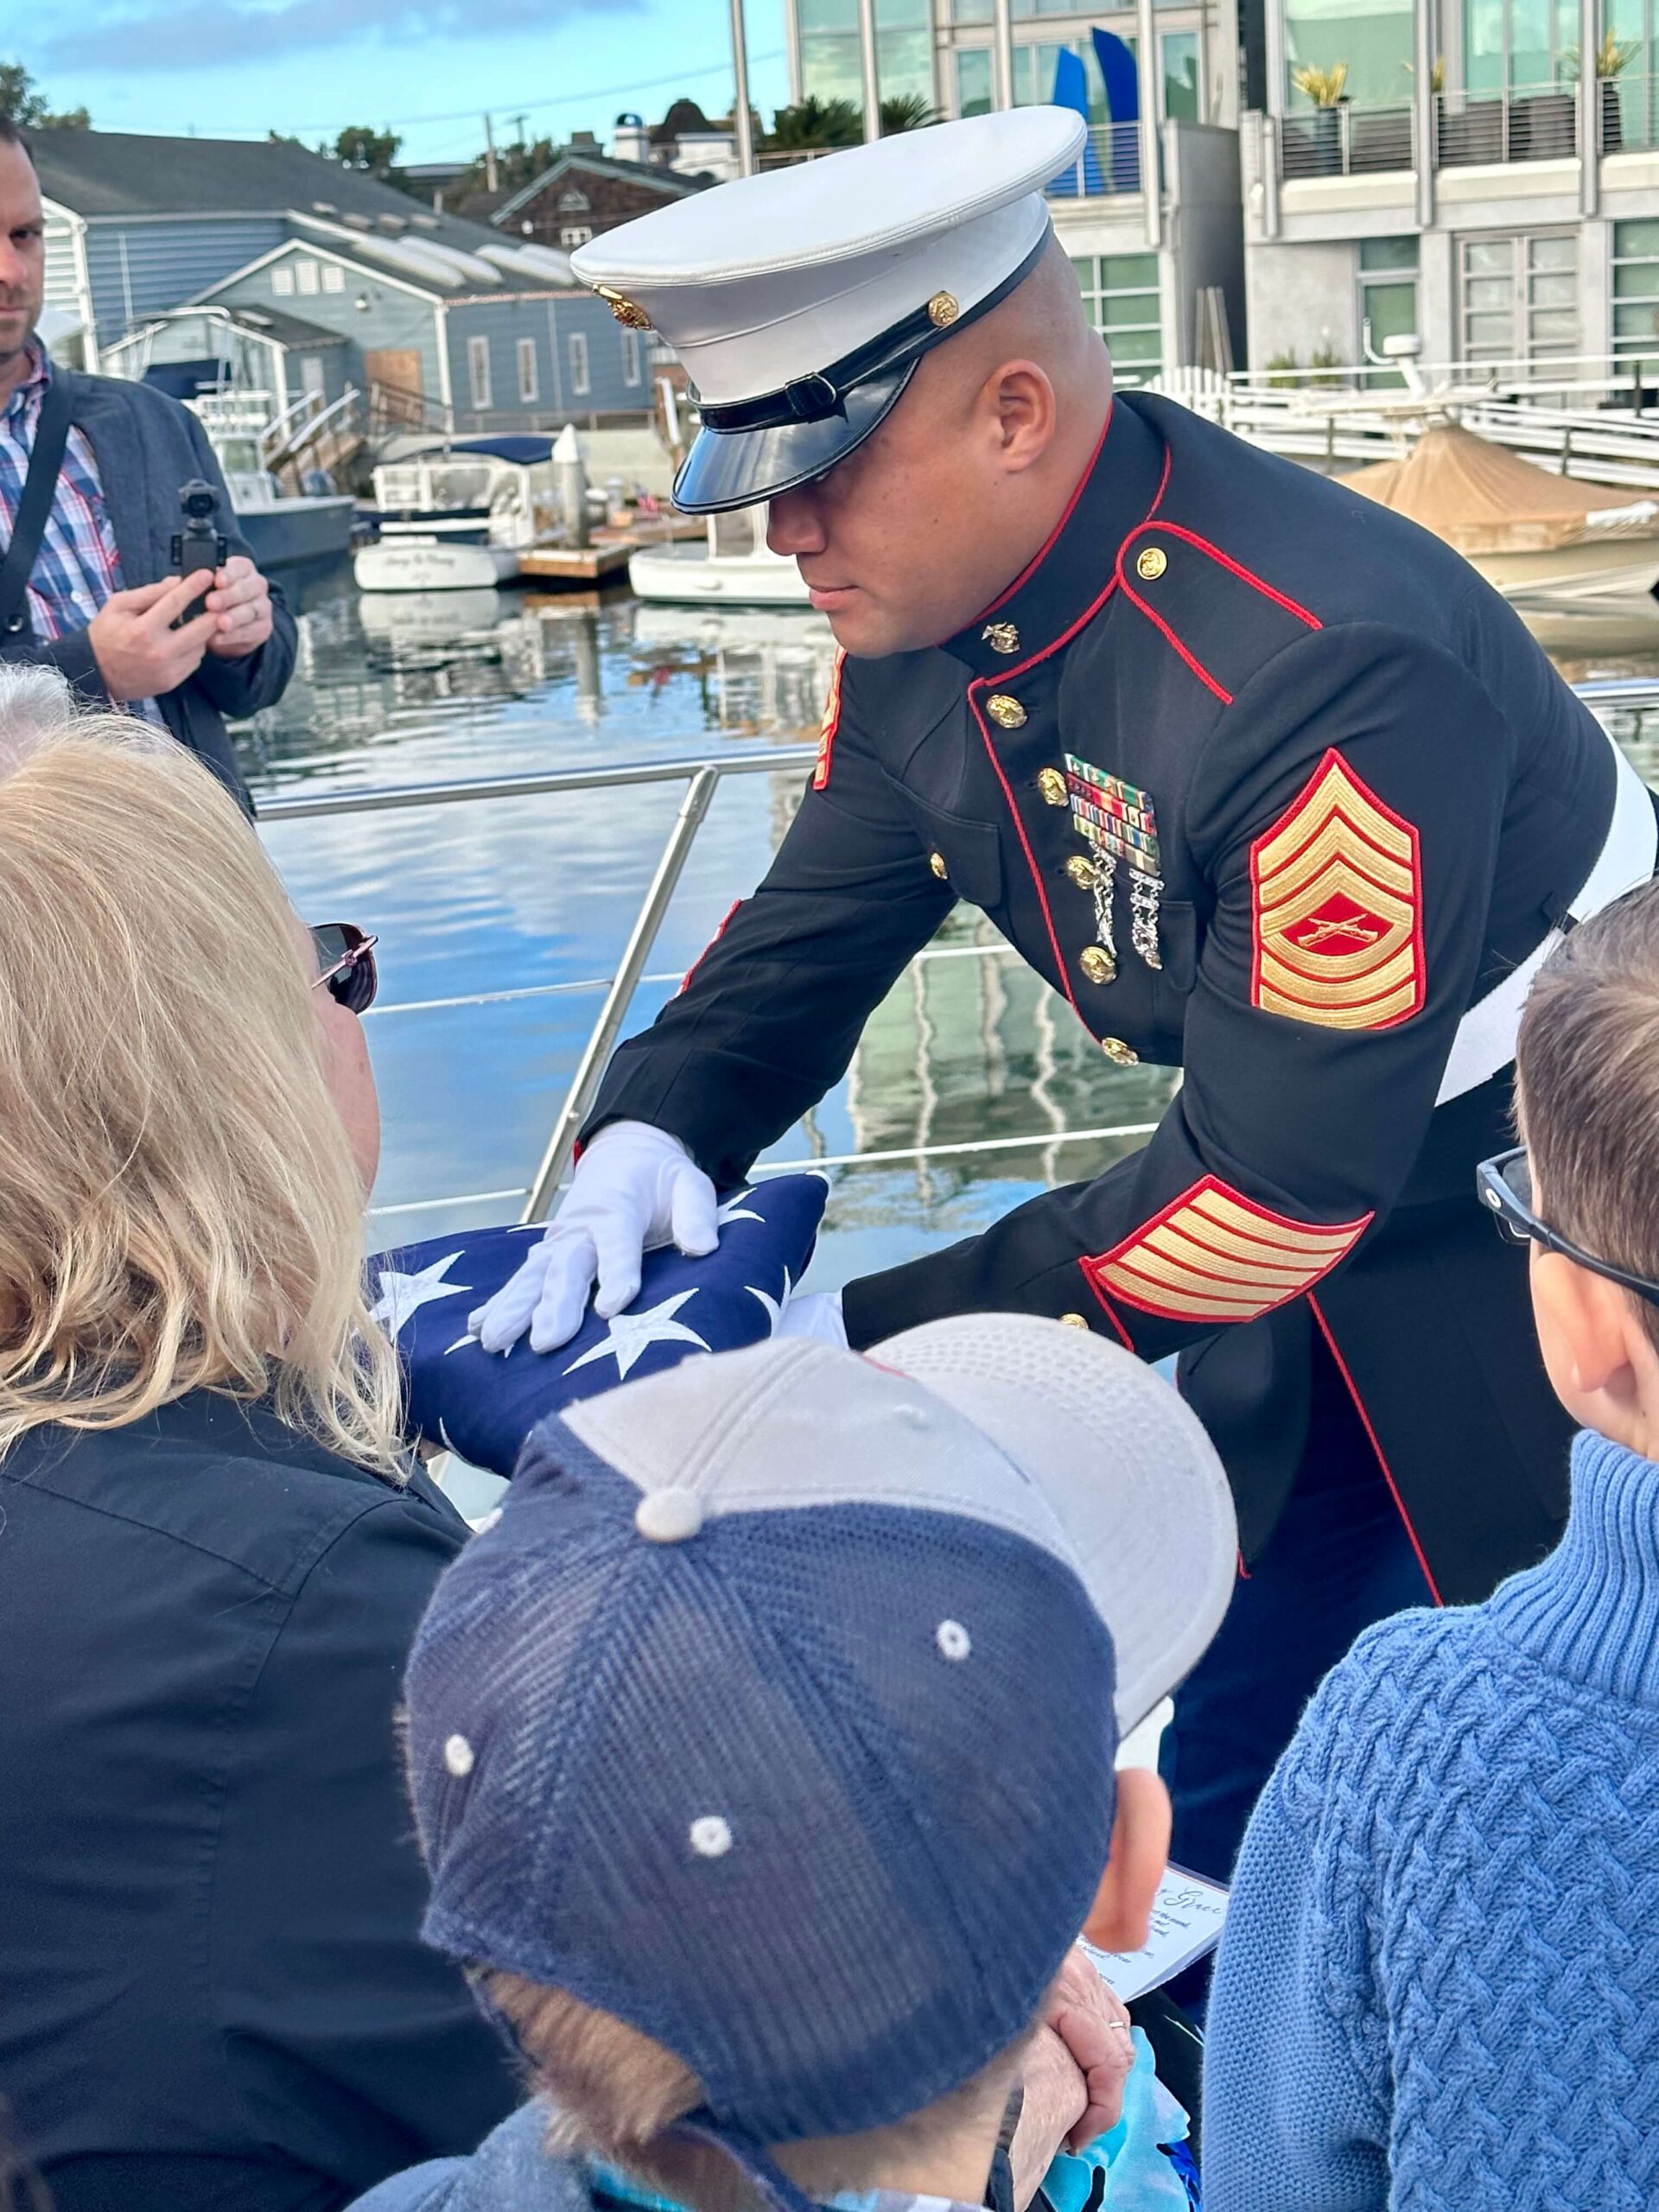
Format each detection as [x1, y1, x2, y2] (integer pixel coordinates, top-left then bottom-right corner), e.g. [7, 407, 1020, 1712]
[0, 374, 73, 639]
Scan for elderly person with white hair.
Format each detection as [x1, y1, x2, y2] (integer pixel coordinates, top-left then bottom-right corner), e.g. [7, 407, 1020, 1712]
[0, 669, 518, 2212]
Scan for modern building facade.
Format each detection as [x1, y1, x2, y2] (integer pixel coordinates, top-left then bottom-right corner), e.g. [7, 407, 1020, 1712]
[784, 1, 1246, 378]
[1243, 0, 1659, 376]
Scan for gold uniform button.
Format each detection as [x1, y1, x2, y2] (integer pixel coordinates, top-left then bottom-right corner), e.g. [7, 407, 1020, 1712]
[1038, 766, 1068, 806]
[1101, 1036, 1140, 1067]
[1079, 944, 1116, 986]
[1135, 544, 1167, 582]
[982, 620, 1020, 655]
[1065, 853, 1096, 888]
[1058, 1311, 1091, 1330]
[986, 693, 1027, 730]
[929, 850, 949, 880]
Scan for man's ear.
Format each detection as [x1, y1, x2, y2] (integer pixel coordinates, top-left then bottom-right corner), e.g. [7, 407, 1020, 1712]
[985, 359, 1058, 472]
[1080, 1767, 1171, 1953]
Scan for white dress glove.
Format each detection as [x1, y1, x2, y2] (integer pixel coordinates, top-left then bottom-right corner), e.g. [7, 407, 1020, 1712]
[470, 1121, 719, 1354]
[773, 1290, 848, 1347]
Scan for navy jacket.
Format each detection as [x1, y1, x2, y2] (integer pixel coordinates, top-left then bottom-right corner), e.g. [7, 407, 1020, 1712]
[0, 1391, 519, 2212]
[0, 368, 297, 804]
[589, 392, 1636, 1601]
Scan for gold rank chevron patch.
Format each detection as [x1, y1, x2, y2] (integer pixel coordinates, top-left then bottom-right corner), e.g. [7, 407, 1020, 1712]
[812, 650, 845, 792]
[1249, 749, 1425, 1032]
[1083, 1176, 1373, 1325]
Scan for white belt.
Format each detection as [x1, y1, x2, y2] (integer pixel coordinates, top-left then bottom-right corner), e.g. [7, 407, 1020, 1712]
[1436, 731, 1658, 1106]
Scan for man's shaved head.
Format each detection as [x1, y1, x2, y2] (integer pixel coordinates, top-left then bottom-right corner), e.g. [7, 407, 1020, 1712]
[767, 237, 1114, 657]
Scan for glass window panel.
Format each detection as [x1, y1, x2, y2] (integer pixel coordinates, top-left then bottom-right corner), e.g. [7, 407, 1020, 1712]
[1464, 240, 1512, 275]
[1529, 234, 1576, 270]
[1101, 295, 1159, 328]
[1359, 235, 1418, 271]
[1465, 311, 1516, 345]
[801, 31, 863, 101]
[1528, 270, 1576, 307]
[1361, 279, 1418, 349]
[1529, 307, 1580, 340]
[1465, 276, 1514, 310]
[1614, 301, 1659, 337]
[1616, 264, 1659, 299]
[1284, 0, 1414, 108]
[956, 48, 994, 116]
[1161, 29, 1199, 118]
[876, 0, 928, 22]
[1012, 41, 1066, 102]
[952, 0, 994, 17]
[799, 0, 855, 26]
[1109, 328, 1163, 362]
[1103, 253, 1160, 288]
[1615, 219, 1659, 260]
[878, 27, 933, 101]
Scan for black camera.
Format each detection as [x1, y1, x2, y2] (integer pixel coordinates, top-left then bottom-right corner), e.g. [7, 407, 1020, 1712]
[170, 479, 227, 581]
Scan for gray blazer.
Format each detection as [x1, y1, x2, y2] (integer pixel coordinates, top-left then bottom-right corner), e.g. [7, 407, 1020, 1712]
[0, 368, 299, 805]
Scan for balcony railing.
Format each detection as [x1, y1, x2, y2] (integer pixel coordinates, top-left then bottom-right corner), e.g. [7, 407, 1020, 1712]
[1046, 122, 1147, 199]
[1434, 82, 1577, 165]
[1605, 72, 1659, 152]
[1280, 102, 1414, 179]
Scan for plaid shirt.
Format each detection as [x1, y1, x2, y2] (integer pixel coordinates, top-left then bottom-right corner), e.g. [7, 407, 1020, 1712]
[0, 346, 162, 721]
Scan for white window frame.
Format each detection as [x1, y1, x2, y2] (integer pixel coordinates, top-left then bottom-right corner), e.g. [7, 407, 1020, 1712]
[560, 224, 594, 247]
[1458, 229, 1579, 367]
[271, 264, 296, 297]
[321, 262, 346, 294]
[517, 336, 539, 404]
[468, 333, 493, 411]
[620, 327, 641, 386]
[295, 258, 320, 296]
[569, 329, 590, 397]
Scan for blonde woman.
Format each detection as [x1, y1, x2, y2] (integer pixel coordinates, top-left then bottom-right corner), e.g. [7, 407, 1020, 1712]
[0, 671, 517, 2212]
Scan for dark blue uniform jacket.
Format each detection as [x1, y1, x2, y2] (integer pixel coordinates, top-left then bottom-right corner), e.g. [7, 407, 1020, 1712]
[0, 1391, 518, 2212]
[589, 393, 1639, 1601]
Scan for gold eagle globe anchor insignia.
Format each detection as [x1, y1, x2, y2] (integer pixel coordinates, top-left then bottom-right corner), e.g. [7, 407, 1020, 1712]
[595, 286, 652, 331]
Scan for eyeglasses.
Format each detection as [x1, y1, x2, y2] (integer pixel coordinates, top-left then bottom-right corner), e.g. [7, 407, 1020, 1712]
[309, 922, 378, 1014]
[1477, 1146, 1659, 1311]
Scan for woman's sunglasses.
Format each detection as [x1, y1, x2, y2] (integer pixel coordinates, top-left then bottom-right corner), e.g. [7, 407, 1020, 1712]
[1477, 1146, 1659, 1311]
[309, 922, 378, 1015]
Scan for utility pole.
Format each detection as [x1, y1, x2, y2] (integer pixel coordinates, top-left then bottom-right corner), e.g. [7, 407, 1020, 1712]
[730, 0, 756, 174]
[483, 112, 499, 193]
[513, 111, 529, 148]
[858, 0, 881, 141]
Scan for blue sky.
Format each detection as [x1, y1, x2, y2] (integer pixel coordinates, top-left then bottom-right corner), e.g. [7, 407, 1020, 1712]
[13, 0, 790, 164]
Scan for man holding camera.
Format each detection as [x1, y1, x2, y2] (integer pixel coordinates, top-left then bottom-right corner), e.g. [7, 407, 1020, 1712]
[0, 120, 294, 804]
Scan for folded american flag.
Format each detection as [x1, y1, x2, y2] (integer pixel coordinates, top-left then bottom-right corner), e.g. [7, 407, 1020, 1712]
[368, 1173, 830, 1476]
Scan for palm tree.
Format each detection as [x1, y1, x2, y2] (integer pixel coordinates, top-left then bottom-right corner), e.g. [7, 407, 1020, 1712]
[879, 93, 942, 133]
[759, 98, 863, 152]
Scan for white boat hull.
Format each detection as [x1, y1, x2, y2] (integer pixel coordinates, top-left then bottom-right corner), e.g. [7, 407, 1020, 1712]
[353, 539, 521, 593]
[627, 543, 810, 607]
[1475, 538, 1659, 598]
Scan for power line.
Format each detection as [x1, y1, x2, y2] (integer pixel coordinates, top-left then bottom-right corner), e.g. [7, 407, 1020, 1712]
[271, 48, 785, 138]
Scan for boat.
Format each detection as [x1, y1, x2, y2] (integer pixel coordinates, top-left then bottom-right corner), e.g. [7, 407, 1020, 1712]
[357, 435, 563, 593]
[1340, 425, 1659, 601]
[627, 505, 810, 606]
[210, 435, 357, 570]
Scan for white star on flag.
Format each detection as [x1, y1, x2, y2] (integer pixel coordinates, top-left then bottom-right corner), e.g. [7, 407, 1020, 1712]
[563, 1289, 711, 1382]
[372, 1250, 473, 1337]
[716, 1190, 766, 1228]
[745, 1267, 793, 1332]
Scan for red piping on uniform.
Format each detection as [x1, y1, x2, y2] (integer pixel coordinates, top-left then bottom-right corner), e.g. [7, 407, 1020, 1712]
[1308, 1293, 1444, 1607]
[1080, 1263, 1136, 1349]
[678, 899, 741, 996]
[1127, 522, 1324, 632]
[978, 404, 1116, 621]
[1116, 575, 1233, 703]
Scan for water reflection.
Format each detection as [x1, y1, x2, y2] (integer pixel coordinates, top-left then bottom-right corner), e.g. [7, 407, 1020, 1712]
[238, 564, 1657, 1282]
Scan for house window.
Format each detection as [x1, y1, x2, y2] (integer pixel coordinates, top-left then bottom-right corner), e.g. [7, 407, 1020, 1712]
[468, 334, 493, 410]
[1358, 235, 1419, 380]
[569, 330, 590, 397]
[1161, 29, 1199, 119]
[518, 335, 539, 404]
[560, 225, 594, 246]
[1070, 251, 1162, 383]
[1613, 219, 1659, 364]
[621, 327, 641, 385]
[956, 47, 993, 115]
[321, 263, 346, 294]
[271, 264, 296, 297]
[295, 258, 320, 296]
[1459, 231, 1579, 365]
[557, 188, 591, 212]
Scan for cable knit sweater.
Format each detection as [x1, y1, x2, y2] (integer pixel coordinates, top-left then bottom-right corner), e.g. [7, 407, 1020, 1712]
[1203, 1429, 1659, 2212]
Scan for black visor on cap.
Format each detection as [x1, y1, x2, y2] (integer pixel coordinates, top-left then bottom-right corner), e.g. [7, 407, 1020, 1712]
[672, 359, 916, 514]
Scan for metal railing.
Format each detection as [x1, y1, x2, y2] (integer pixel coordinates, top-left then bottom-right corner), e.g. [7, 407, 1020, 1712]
[1434, 81, 1578, 165]
[261, 673, 1659, 1234]
[1605, 71, 1659, 151]
[1046, 122, 1147, 199]
[1280, 101, 1414, 179]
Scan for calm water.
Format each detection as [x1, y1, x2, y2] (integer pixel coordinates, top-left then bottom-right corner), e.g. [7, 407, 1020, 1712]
[240, 560, 1659, 1294]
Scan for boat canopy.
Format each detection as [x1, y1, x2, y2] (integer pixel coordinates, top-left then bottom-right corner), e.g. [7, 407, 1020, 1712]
[1343, 425, 1659, 555]
[452, 435, 558, 467]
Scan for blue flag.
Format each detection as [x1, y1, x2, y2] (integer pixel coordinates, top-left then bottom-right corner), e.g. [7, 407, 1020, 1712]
[369, 1173, 830, 1477]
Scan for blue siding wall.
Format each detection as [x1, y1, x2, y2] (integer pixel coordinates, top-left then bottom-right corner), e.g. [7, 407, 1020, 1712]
[201, 245, 445, 407]
[85, 217, 286, 346]
[446, 291, 651, 430]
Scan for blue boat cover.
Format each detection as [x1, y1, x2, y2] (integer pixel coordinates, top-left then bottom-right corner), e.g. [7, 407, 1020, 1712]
[368, 1172, 830, 1476]
[451, 435, 558, 466]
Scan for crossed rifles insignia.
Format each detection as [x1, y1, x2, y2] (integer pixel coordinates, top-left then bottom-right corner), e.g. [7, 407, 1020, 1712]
[1063, 755, 1163, 983]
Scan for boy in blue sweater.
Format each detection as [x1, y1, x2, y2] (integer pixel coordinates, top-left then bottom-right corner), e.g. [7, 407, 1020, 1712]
[1205, 878, 1659, 2212]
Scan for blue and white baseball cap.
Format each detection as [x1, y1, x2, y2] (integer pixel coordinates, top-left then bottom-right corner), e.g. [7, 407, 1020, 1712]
[404, 1316, 1235, 2151]
[569, 109, 1087, 513]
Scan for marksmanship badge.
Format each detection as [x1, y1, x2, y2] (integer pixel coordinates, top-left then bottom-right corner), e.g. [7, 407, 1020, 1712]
[1064, 756, 1163, 976]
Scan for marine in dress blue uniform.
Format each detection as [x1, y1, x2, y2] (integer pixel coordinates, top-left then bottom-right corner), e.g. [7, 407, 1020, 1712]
[520, 111, 1659, 1885]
